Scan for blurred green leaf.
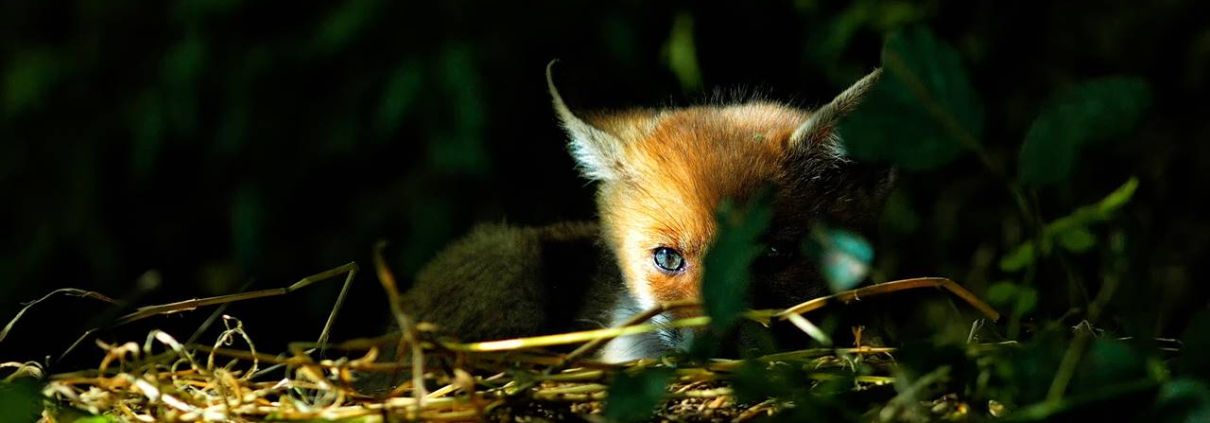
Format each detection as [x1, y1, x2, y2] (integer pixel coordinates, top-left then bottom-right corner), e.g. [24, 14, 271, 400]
[1019, 77, 1151, 186]
[163, 36, 205, 136]
[314, 0, 383, 54]
[1096, 177, 1140, 214]
[1057, 226, 1096, 253]
[1155, 378, 1210, 423]
[702, 191, 772, 333]
[987, 280, 1018, 305]
[0, 378, 43, 423]
[664, 12, 702, 92]
[730, 360, 798, 404]
[71, 416, 119, 423]
[164, 36, 205, 88]
[809, 226, 874, 292]
[375, 61, 423, 137]
[215, 46, 269, 154]
[805, 0, 929, 86]
[1072, 339, 1151, 393]
[871, 1, 928, 30]
[839, 26, 984, 170]
[604, 367, 674, 423]
[1000, 177, 1138, 272]
[4, 50, 61, 118]
[987, 281, 1037, 318]
[1014, 286, 1038, 317]
[999, 243, 1036, 273]
[430, 45, 489, 175]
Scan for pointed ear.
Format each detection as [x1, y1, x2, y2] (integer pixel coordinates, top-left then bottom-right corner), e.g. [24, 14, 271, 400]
[547, 60, 626, 181]
[789, 68, 883, 155]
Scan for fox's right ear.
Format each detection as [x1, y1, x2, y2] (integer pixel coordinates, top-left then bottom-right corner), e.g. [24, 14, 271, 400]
[547, 60, 626, 182]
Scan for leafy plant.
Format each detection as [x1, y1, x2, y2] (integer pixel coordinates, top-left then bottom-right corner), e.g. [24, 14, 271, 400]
[603, 367, 676, 423]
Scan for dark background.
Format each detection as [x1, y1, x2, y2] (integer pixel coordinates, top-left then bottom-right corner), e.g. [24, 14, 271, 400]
[2, 0, 1207, 372]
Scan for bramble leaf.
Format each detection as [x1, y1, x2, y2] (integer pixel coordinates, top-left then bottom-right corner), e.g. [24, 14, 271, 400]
[1019, 77, 1151, 186]
[839, 26, 983, 170]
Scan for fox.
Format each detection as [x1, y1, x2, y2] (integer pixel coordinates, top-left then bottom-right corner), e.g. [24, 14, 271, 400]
[388, 62, 895, 368]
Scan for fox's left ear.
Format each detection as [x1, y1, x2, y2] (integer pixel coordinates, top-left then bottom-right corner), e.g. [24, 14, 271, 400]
[790, 68, 896, 210]
[788, 68, 883, 156]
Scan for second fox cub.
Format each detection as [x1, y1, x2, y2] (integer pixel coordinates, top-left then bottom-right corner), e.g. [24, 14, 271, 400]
[398, 63, 895, 363]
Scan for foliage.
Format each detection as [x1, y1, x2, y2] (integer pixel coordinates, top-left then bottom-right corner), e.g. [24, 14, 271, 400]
[839, 26, 983, 171]
[0, 378, 43, 423]
[999, 177, 1138, 272]
[604, 367, 676, 423]
[701, 190, 773, 334]
[1, 0, 1205, 421]
[1018, 78, 1151, 186]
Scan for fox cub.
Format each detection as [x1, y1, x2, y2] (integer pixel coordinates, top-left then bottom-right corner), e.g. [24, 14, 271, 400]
[397, 63, 894, 364]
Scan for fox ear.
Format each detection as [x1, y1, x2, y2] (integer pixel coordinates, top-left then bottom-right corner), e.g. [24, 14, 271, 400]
[547, 60, 626, 181]
[789, 68, 883, 156]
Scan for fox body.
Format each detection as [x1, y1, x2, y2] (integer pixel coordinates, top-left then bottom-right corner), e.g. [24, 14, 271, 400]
[395, 64, 894, 364]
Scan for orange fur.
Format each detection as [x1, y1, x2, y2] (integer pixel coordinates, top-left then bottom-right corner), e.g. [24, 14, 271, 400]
[543, 65, 889, 361]
[589, 103, 811, 311]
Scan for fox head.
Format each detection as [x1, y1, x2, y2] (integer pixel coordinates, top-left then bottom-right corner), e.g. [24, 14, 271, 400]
[547, 62, 895, 357]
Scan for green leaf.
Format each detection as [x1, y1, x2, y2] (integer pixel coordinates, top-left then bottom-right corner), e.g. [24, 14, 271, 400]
[987, 281, 1018, 306]
[604, 367, 674, 423]
[663, 12, 702, 92]
[1000, 177, 1139, 272]
[4, 50, 62, 117]
[162, 36, 205, 136]
[1013, 286, 1038, 318]
[839, 26, 983, 170]
[701, 191, 772, 333]
[1057, 226, 1096, 253]
[0, 378, 43, 423]
[1096, 177, 1140, 214]
[430, 44, 489, 175]
[810, 226, 874, 292]
[72, 416, 120, 423]
[1019, 77, 1151, 186]
[375, 60, 423, 137]
[986, 281, 1036, 318]
[1155, 378, 1210, 423]
[998, 243, 1036, 273]
[729, 360, 800, 405]
[313, 0, 383, 55]
[1072, 339, 1150, 393]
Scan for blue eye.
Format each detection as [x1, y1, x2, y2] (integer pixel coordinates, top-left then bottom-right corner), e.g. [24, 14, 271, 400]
[653, 247, 685, 273]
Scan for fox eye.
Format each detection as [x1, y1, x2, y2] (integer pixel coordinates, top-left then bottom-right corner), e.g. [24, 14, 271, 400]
[653, 247, 685, 273]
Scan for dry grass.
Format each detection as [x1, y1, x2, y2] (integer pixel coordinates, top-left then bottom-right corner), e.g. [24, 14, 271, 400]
[4, 252, 1010, 423]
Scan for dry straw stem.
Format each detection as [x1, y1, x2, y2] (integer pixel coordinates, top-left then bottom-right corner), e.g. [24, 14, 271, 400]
[374, 240, 429, 406]
[778, 277, 1001, 322]
[47, 263, 360, 361]
[16, 260, 1008, 422]
[0, 288, 117, 344]
[443, 277, 999, 356]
